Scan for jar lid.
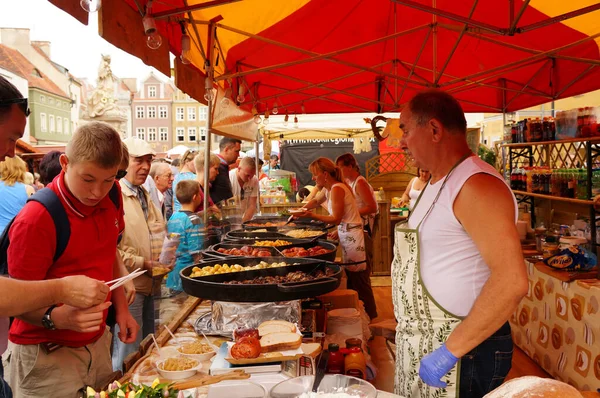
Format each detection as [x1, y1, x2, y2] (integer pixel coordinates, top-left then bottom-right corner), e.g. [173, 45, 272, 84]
[559, 236, 588, 245]
[345, 338, 362, 348]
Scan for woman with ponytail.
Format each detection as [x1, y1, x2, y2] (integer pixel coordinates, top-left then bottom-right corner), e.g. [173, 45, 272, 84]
[295, 157, 377, 319]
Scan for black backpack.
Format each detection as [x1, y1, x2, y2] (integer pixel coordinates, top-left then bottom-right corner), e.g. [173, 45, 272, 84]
[0, 185, 121, 275]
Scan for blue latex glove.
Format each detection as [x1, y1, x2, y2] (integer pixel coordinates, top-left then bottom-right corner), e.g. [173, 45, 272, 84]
[419, 343, 459, 388]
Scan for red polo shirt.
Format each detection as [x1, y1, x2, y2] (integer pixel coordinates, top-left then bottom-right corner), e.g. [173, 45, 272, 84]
[8, 171, 124, 347]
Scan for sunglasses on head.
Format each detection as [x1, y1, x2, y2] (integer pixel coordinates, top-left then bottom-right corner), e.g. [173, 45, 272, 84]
[0, 98, 31, 117]
[116, 170, 128, 179]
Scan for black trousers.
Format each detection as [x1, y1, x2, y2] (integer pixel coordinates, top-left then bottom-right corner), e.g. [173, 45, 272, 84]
[458, 322, 513, 398]
[346, 262, 378, 320]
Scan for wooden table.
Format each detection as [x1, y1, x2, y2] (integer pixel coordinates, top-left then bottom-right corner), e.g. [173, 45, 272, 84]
[511, 260, 600, 391]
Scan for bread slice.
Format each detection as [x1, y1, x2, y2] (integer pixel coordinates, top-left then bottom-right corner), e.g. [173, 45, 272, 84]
[258, 320, 296, 337]
[259, 332, 302, 353]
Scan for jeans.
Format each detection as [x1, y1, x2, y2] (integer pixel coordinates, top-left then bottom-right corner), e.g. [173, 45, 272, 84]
[111, 293, 154, 372]
[459, 322, 513, 398]
[0, 358, 11, 398]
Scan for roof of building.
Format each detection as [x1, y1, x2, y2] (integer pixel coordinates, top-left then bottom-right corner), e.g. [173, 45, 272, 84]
[16, 138, 40, 154]
[0, 44, 68, 98]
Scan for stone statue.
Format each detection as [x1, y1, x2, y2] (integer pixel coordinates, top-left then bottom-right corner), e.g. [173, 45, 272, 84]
[88, 55, 117, 117]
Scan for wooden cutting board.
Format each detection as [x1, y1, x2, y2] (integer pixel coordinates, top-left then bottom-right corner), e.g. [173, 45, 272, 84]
[225, 342, 321, 365]
[169, 369, 250, 390]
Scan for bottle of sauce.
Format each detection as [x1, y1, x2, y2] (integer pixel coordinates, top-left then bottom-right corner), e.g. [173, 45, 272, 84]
[326, 343, 344, 374]
[344, 338, 366, 379]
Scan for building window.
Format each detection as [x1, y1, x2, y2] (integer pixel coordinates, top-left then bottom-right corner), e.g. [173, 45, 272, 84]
[41, 113, 47, 132]
[136, 127, 145, 141]
[176, 107, 184, 121]
[148, 127, 157, 142]
[48, 97, 54, 105]
[159, 106, 168, 119]
[159, 127, 168, 142]
[40, 95, 45, 103]
[147, 106, 157, 119]
[187, 107, 196, 121]
[199, 106, 208, 121]
[149, 86, 157, 98]
[176, 127, 185, 142]
[136, 106, 144, 119]
[49, 115, 55, 133]
[64, 118, 69, 135]
[200, 127, 207, 142]
[57, 117, 62, 133]
[188, 127, 197, 142]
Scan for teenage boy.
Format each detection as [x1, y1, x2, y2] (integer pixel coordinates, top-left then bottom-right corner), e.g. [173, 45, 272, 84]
[166, 179, 203, 293]
[112, 137, 165, 371]
[5, 122, 139, 398]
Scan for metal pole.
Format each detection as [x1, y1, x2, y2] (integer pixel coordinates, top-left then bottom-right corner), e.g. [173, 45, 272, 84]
[255, 131, 260, 216]
[203, 23, 216, 225]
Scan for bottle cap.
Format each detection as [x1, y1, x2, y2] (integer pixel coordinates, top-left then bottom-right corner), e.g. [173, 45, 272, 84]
[328, 343, 339, 352]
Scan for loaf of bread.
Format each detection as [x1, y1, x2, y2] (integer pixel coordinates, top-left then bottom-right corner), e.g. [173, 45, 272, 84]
[258, 320, 296, 337]
[484, 376, 583, 398]
[259, 332, 302, 353]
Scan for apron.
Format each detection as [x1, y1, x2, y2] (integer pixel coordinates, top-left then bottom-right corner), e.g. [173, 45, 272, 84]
[391, 155, 470, 398]
[338, 222, 367, 272]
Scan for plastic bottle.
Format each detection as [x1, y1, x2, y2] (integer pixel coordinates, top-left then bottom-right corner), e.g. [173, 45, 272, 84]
[577, 169, 588, 200]
[593, 170, 600, 197]
[326, 343, 344, 374]
[343, 338, 366, 380]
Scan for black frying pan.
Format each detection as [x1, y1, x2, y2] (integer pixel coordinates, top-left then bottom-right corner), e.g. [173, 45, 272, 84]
[206, 243, 283, 258]
[180, 257, 341, 302]
[223, 231, 289, 242]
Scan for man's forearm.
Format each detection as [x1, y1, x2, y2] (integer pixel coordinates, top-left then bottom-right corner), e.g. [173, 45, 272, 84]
[0, 278, 63, 317]
[16, 306, 48, 327]
[445, 270, 525, 357]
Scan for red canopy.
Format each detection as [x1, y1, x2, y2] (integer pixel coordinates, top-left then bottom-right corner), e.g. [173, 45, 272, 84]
[54, 0, 600, 114]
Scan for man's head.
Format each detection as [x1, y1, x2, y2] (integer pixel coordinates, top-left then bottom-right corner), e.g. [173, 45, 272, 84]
[236, 157, 257, 184]
[123, 137, 155, 186]
[399, 90, 467, 170]
[39, 150, 63, 185]
[194, 151, 220, 182]
[150, 161, 173, 193]
[269, 154, 279, 168]
[175, 179, 201, 207]
[219, 137, 242, 165]
[0, 76, 28, 161]
[60, 122, 122, 207]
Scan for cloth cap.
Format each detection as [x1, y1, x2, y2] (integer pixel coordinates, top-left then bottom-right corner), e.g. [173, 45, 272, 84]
[123, 137, 155, 157]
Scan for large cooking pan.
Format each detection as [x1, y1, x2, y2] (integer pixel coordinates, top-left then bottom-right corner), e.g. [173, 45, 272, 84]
[180, 257, 341, 302]
[223, 230, 289, 242]
[277, 239, 338, 262]
[206, 243, 283, 258]
[243, 217, 330, 230]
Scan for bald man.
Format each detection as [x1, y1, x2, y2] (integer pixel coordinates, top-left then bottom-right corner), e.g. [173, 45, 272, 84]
[144, 161, 174, 220]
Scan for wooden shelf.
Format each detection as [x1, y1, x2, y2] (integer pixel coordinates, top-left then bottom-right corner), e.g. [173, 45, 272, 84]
[501, 137, 600, 148]
[512, 190, 594, 205]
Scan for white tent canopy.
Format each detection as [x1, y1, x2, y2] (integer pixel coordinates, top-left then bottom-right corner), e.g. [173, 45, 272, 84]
[166, 144, 191, 157]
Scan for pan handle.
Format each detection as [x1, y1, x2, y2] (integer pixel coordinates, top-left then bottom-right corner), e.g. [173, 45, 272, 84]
[277, 278, 337, 293]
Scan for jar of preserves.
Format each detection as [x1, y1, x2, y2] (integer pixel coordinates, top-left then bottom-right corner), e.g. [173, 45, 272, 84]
[344, 338, 366, 379]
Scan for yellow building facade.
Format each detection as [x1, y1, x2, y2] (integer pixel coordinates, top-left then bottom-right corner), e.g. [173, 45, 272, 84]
[171, 88, 219, 150]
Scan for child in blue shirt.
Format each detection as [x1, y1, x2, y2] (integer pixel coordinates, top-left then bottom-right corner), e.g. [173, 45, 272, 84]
[166, 179, 203, 292]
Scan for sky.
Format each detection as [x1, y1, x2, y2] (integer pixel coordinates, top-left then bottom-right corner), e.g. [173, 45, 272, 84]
[0, 0, 171, 86]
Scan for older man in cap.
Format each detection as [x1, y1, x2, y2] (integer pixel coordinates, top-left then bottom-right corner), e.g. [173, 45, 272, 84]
[112, 137, 167, 371]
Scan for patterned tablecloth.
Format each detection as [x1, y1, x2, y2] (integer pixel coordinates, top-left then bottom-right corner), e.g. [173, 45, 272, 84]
[510, 260, 600, 391]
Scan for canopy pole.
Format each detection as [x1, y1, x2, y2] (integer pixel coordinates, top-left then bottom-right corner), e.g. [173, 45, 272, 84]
[255, 131, 260, 216]
[203, 21, 217, 225]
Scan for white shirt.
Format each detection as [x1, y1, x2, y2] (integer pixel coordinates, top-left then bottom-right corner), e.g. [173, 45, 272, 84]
[325, 183, 363, 225]
[407, 156, 518, 317]
[229, 169, 259, 199]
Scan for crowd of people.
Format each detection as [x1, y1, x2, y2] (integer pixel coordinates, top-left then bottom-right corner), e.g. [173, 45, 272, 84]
[0, 72, 529, 398]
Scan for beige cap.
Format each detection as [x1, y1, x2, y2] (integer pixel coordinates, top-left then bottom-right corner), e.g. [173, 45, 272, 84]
[123, 137, 155, 157]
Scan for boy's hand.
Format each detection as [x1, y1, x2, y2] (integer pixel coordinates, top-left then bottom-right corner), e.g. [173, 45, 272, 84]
[116, 310, 139, 344]
[59, 275, 109, 308]
[52, 301, 112, 333]
[143, 259, 161, 272]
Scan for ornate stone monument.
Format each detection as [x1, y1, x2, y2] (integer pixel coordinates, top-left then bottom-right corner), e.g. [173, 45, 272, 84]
[81, 55, 130, 137]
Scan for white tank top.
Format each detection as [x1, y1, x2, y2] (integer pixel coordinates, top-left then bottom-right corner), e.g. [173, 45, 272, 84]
[408, 177, 422, 210]
[349, 176, 378, 215]
[407, 156, 518, 317]
[326, 183, 363, 225]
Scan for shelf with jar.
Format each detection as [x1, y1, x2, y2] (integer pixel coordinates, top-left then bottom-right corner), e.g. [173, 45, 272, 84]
[509, 166, 600, 202]
[503, 106, 600, 145]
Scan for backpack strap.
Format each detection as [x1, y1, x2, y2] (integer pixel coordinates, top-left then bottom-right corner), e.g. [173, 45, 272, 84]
[28, 188, 71, 262]
[108, 182, 121, 211]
